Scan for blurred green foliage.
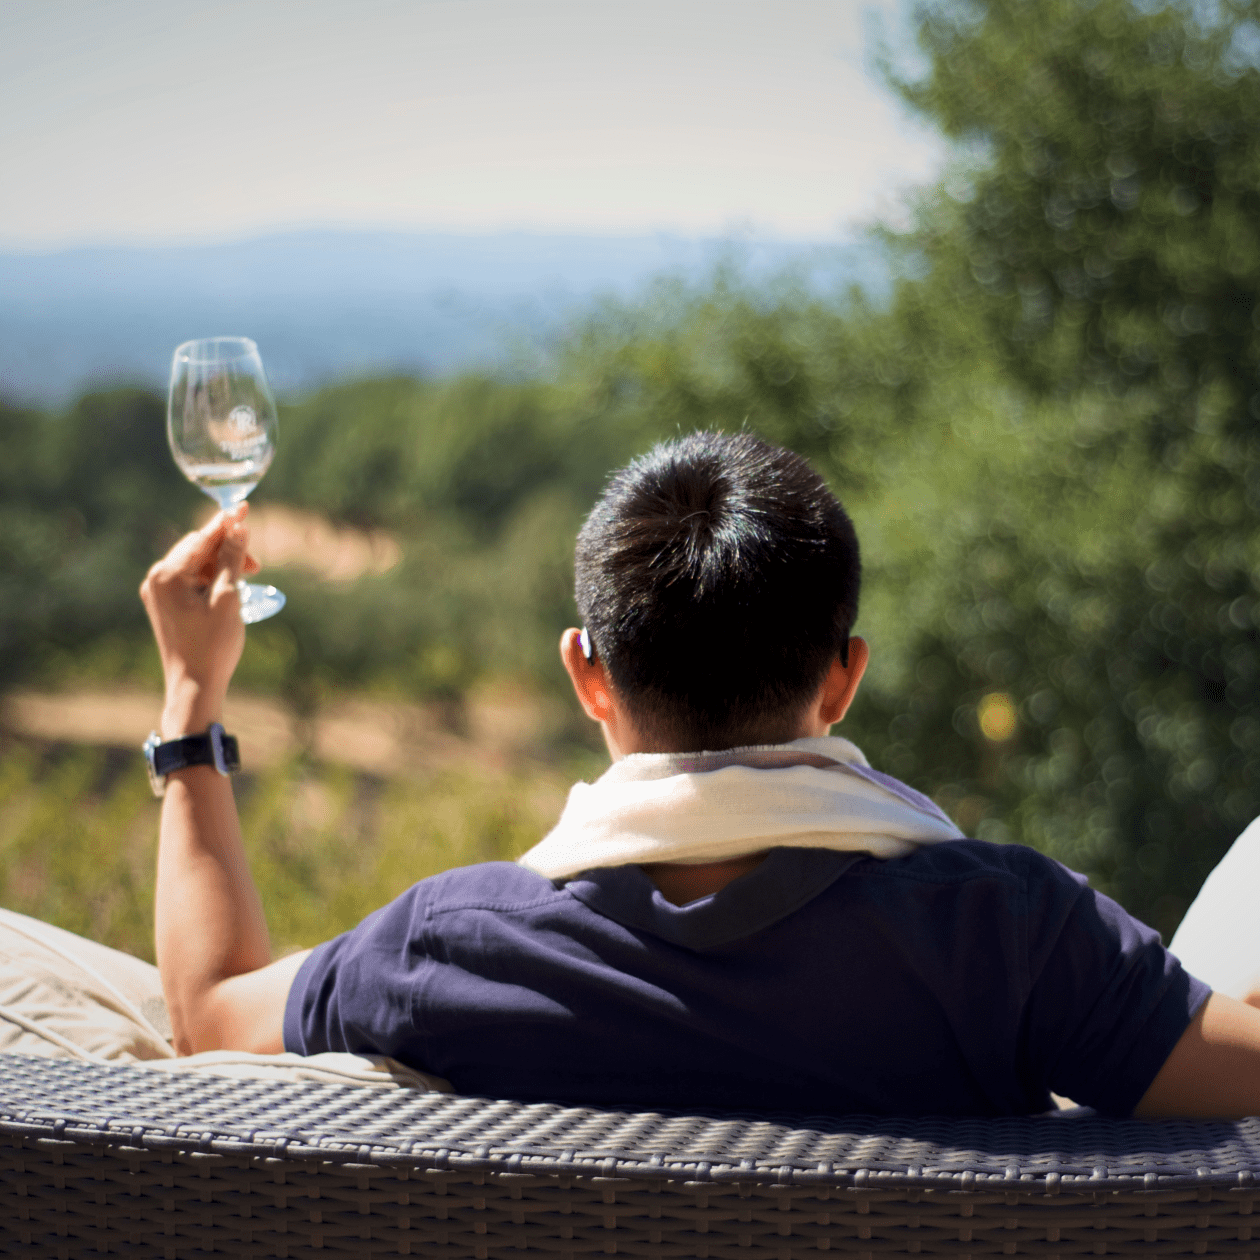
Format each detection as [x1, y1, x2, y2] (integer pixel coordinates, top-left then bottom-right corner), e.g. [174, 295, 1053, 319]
[6, 0, 1260, 940]
[864, 0, 1260, 934]
[1, 390, 206, 693]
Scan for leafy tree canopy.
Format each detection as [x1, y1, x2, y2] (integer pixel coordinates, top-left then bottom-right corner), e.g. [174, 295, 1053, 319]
[864, 0, 1260, 930]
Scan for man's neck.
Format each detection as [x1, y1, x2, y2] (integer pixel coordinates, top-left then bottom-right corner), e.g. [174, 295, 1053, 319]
[639, 853, 768, 906]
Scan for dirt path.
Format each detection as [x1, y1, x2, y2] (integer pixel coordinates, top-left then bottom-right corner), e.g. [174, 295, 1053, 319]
[196, 504, 402, 583]
[1, 683, 563, 778]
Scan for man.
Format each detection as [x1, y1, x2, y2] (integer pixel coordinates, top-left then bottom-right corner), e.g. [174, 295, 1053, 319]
[140, 430, 1260, 1116]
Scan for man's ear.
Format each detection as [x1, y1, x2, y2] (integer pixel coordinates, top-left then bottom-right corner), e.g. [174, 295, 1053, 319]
[817, 636, 869, 726]
[560, 628, 616, 723]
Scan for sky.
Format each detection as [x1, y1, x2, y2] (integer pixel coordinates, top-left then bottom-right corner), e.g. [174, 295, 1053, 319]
[0, 0, 947, 249]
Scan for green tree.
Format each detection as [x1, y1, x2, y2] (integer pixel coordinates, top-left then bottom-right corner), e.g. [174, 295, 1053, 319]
[874, 0, 1260, 933]
[0, 390, 203, 691]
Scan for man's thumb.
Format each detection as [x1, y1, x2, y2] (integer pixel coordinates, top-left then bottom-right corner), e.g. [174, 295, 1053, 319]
[210, 525, 248, 599]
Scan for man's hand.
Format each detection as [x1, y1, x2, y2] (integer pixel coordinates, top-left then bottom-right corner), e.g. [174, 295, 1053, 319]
[139, 504, 261, 739]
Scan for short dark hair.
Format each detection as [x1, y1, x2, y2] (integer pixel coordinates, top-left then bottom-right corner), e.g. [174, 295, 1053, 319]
[574, 431, 861, 751]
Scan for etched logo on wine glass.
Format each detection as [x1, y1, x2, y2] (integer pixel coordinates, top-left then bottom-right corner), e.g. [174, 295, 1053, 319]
[215, 405, 267, 460]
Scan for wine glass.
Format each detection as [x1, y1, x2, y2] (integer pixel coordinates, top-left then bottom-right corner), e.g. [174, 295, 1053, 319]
[167, 336, 286, 623]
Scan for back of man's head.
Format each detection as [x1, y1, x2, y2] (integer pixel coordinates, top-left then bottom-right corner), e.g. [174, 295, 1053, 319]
[575, 431, 861, 752]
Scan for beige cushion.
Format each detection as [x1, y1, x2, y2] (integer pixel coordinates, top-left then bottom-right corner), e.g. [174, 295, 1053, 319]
[0, 906, 448, 1091]
[0, 907, 173, 1062]
[140, 1049, 450, 1091]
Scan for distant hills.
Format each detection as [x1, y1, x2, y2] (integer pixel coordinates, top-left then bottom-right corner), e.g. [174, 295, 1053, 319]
[0, 229, 885, 406]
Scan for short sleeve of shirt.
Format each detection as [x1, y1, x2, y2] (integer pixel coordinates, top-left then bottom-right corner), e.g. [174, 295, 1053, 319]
[284, 884, 432, 1063]
[1020, 856, 1211, 1116]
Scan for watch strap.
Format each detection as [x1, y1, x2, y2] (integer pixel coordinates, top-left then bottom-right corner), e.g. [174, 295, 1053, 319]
[153, 732, 239, 777]
[145, 724, 240, 797]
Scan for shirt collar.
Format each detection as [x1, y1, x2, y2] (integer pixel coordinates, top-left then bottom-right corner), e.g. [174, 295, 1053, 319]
[563, 847, 862, 949]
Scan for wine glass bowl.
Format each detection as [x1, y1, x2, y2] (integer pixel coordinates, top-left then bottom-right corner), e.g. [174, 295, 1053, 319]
[167, 337, 285, 623]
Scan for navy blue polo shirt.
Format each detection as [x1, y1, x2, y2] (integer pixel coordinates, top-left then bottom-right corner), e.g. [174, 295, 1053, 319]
[284, 841, 1209, 1116]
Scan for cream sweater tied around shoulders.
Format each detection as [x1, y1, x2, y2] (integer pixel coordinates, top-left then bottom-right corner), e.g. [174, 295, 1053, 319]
[518, 735, 964, 881]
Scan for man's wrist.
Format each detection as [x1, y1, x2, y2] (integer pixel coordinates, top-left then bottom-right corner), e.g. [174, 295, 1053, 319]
[161, 681, 224, 740]
[161, 709, 224, 740]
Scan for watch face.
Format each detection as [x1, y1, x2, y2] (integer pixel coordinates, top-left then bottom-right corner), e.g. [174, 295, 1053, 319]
[142, 731, 167, 798]
[209, 722, 230, 776]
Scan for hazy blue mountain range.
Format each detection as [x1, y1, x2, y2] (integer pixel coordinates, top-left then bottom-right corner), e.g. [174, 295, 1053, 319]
[0, 230, 885, 406]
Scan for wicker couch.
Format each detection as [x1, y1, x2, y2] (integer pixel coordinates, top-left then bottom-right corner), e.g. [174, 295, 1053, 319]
[3, 1054, 1260, 1258]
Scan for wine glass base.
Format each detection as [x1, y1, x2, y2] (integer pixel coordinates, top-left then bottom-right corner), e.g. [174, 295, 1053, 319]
[237, 581, 285, 624]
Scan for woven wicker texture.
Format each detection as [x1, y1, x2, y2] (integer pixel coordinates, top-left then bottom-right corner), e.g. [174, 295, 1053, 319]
[4, 1055, 1260, 1258]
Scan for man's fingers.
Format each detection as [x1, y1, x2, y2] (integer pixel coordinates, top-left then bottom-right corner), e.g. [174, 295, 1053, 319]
[209, 527, 246, 616]
[191, 505, 251, 575]
[207, 519, 253, 615]
[144, 515, 229, 590]
[217, 522, 250, 585]
[143, 505, 251, 590]
[209, 567, 243, 616]
[183, 509, 237, 560]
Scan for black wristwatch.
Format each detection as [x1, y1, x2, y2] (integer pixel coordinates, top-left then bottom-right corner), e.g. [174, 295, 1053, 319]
[143, 723, 240, 798]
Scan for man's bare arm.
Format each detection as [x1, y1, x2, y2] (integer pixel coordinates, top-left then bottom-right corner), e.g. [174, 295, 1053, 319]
[141, 505, 304, 1054]
[156, 765, 310, 1053]
[1135, 992, 1260, 1118]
